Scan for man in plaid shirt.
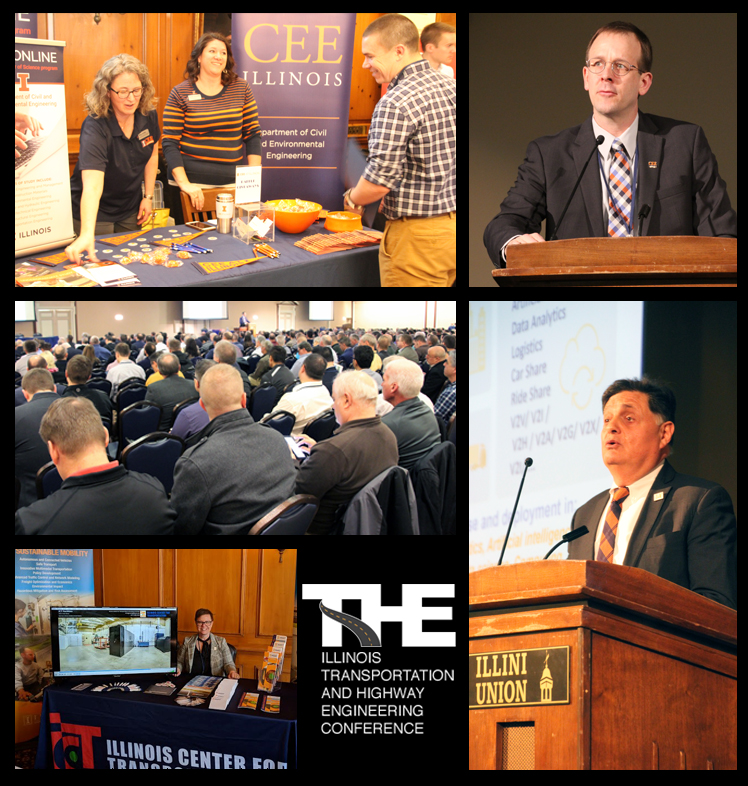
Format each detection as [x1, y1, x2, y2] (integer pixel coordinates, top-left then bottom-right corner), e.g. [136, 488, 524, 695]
[343, 14, 456, 288]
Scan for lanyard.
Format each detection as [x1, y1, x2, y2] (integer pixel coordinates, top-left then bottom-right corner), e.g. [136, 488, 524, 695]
[598, 142, 638, 235]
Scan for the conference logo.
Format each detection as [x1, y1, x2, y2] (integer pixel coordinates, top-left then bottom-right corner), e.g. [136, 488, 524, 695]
[303, 583, 455, 648]
[304, 584, 456, 738]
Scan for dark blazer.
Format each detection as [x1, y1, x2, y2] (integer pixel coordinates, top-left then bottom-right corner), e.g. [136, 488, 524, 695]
[484, 111, 738, 268]
[567, 460, 736, 610]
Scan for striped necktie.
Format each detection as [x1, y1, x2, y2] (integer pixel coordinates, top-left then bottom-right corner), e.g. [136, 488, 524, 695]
[607, 139, 633, 237]
[596, 486, 630, 563]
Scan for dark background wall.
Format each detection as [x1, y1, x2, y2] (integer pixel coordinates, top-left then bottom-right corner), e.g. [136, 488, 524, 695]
[469, 13, 738, 286]
[643, 301, 737, 516]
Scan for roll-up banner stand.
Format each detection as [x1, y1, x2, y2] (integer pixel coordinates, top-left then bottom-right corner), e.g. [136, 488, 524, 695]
[231, 14, 356, 210]
[15, 37, 75, 258]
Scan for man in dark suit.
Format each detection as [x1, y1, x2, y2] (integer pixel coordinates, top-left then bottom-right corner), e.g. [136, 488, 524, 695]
[567, 377, 736, 611]
[484, 22, 737, 268]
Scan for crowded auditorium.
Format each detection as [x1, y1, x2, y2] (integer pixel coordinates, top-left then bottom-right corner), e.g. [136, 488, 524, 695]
[15, 300, 456, 536]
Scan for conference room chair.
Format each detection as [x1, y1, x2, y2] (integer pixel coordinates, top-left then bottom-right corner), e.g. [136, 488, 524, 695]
[171, 397, 200, 428]
[180, 185, 235, 226]
[115, 381, 147, 414]
[303, 409, 338, 442]
[263, 411, 296, 437]
[337, 465, 419, 535]
[409, 441, 457, 536]
[116, 400, 162, 460]
[248, 494, 320, 536]
[434, 413, 448, 442]
[251, 385, 279, 421]
[36, 461, 63, 500]
[120, 432, 187, 496]
[87, 378, 112, 397]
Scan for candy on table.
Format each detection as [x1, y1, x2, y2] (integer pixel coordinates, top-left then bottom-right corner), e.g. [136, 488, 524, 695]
[275, 198, 317, 212]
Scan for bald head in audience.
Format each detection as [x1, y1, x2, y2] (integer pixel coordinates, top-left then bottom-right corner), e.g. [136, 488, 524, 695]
[199, 364, 246, 419]
[425, 345, 448, 367]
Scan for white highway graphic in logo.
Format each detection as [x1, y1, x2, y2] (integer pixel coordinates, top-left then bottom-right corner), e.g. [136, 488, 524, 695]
[319, 601, 381, 647]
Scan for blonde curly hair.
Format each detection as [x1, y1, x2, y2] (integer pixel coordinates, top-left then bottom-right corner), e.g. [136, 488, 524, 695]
[84, 53, 157, 119]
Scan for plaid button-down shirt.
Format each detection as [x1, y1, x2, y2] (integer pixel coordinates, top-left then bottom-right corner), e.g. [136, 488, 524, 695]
[363, 59, 456, 220]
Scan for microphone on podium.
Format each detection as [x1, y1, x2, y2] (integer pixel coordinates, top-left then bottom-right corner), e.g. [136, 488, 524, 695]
[549, 135, 604, 241]
[498, 457, 533, 566]
[543, 526, 589, 560]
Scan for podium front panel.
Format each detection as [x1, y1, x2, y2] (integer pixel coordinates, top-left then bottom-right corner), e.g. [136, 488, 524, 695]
[469, 628, 588, 770]
[469, 592, 736, 769]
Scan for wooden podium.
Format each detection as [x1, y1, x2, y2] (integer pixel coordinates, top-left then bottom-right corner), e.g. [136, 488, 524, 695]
[469, 561, 737, 770]
[492, 236, 737, 287]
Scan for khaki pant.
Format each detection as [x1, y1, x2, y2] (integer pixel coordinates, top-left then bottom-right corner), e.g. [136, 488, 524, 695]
[379, 212, 456, 287]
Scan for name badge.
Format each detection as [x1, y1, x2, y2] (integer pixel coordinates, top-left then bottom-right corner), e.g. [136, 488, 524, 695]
[653, 491, 664, 501]
[188, 94, 201, 101]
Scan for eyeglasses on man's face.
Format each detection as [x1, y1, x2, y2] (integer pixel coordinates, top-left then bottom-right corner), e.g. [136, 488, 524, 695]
[586, 59, 644, 76]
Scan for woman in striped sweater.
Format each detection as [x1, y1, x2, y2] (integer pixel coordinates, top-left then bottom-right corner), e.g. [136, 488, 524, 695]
[162, 32, 262, 221]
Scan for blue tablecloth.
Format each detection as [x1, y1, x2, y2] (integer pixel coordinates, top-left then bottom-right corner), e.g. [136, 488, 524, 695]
[19, 222, 380, 288]
[35, 676, 297, 769]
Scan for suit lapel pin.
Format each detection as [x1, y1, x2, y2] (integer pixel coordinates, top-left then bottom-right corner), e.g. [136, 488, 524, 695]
[648, 161, 658, 168]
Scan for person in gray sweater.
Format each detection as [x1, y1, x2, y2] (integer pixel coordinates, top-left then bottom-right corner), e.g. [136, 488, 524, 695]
[171, 364, 296, 536]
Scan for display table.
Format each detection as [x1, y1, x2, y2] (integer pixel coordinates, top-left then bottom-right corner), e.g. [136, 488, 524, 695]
[16, 222, 380, 288]
[35, 675, 297, 769]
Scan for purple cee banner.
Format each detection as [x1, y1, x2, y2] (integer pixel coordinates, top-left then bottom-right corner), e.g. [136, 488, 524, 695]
[231, 13, 356, 210]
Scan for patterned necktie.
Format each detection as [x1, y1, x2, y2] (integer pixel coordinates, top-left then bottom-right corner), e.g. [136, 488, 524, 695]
[596, 486, 630, 563]
[607, 139, 632, 237]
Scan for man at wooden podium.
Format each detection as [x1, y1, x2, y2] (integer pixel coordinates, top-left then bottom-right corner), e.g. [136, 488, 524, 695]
[483, 21, 738, 269]
[567, 377, 737, 610]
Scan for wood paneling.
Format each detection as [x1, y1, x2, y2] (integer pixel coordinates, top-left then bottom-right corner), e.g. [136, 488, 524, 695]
[97, 548, 296, 681]
[55, 13, 450, 167]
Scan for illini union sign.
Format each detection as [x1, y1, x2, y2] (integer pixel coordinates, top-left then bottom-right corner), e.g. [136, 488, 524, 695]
[469, 646, 570, 709]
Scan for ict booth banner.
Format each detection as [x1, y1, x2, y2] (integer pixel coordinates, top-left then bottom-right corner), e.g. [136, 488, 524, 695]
[15, 37, 75, 258]
[35, 686, 297, 769]
[231, 14, 356, 210]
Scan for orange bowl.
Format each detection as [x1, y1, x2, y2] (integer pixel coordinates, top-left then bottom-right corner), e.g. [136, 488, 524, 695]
[324, 210, 363, 232]
[266, 199, 322, 234]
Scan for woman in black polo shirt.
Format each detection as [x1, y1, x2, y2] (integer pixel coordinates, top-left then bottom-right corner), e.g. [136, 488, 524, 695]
[66, 53, 160, 264]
